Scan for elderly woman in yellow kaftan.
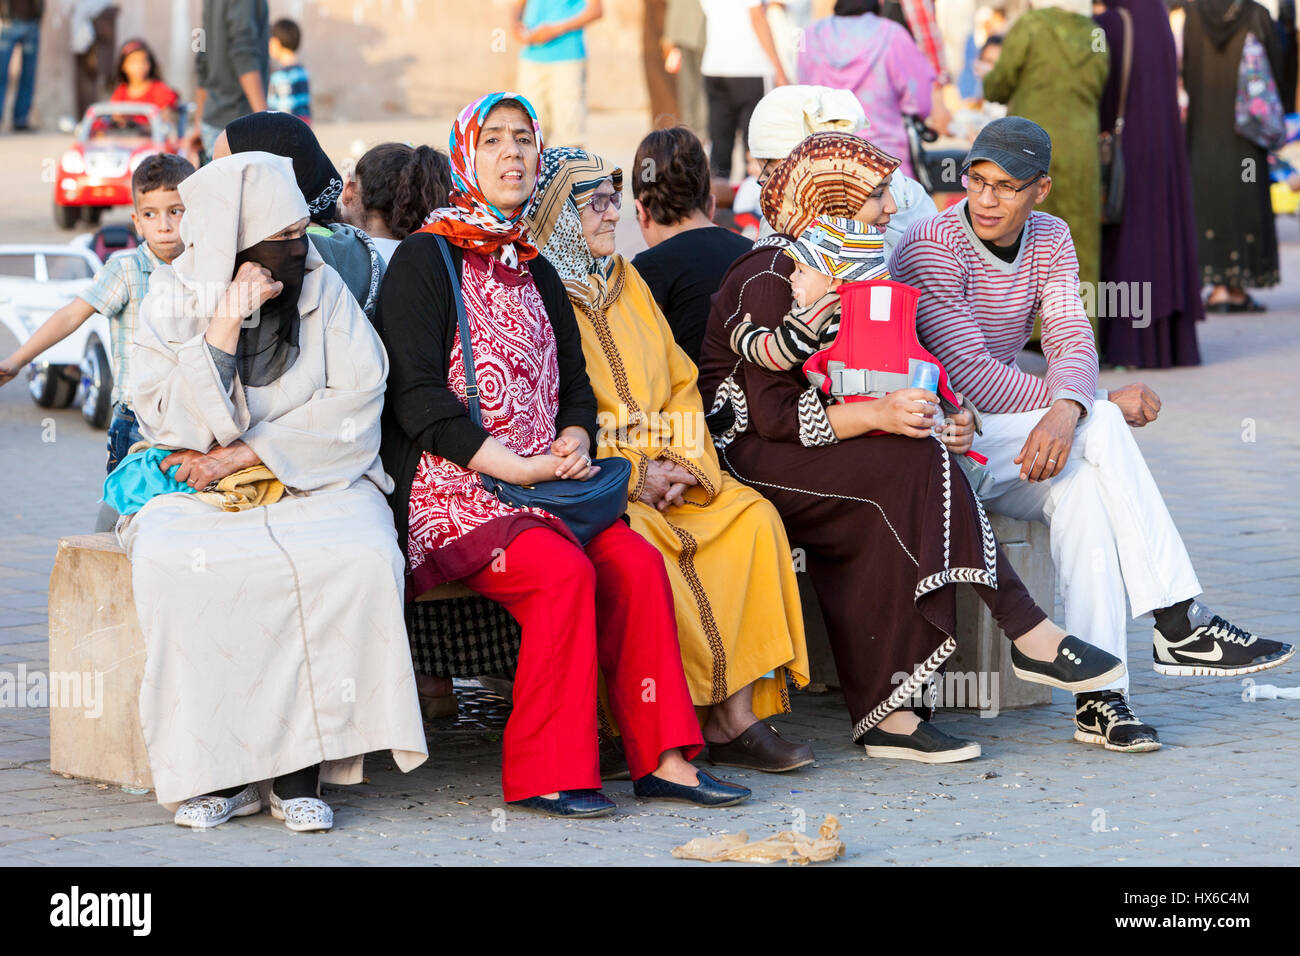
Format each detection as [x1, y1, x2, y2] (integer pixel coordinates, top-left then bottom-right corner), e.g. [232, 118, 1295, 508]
[525, 147, 812, 772]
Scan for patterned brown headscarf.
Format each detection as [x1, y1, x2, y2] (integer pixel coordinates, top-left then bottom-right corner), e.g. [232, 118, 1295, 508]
[760, 132, 901, 238]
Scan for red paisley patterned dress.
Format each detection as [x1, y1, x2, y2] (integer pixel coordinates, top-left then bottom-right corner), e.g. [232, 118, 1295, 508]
[406, 250, 575, 593]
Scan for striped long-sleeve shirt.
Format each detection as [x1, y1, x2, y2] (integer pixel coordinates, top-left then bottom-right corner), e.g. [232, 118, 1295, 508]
[887, 201, 1099, 416]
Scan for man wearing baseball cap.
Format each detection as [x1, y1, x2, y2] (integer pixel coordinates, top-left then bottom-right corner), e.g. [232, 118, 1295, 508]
[890, 117, 1294, 754]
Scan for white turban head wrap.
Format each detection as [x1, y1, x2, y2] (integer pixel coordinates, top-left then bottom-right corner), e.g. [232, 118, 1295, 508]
[747, 85, 869, 161]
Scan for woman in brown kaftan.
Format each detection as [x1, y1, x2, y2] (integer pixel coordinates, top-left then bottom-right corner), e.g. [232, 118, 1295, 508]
[696, 132, 1084, 761]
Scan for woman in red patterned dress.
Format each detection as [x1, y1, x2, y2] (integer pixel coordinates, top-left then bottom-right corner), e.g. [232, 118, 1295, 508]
[375, 92, 751, 817]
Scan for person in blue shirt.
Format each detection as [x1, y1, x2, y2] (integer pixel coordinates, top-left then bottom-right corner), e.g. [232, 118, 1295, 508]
[267, 17, 311, 123]
[512, 0, 604, 146]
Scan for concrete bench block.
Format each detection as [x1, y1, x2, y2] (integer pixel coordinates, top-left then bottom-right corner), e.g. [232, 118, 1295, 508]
[798, 514, 1056, 711]
[47, 533, 152, 790]
[949, 515, 1055, 711]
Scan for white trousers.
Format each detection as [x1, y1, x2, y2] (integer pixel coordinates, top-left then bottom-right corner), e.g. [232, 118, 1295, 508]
[972, 399, 1202, 694]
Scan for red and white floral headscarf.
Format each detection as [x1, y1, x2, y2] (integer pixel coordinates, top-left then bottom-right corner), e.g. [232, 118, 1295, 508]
[418, 91, 543, 268]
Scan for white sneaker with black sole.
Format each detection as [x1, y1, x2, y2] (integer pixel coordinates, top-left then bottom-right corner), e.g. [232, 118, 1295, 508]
[1153, 601, 1294, 677]
[1074, 691, 1161, 753]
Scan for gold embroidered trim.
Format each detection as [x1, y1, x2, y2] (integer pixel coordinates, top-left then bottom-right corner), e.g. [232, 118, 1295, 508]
[666, 522, 729, 705]
[628, 450, 650, 504]
[571, 272, 643, 430]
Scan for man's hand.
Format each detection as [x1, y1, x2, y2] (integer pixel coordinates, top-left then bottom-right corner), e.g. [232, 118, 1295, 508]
[1014, 399, 1081, 481]
[526, 23, 559, 44]
[1108, 383, 1161, 427]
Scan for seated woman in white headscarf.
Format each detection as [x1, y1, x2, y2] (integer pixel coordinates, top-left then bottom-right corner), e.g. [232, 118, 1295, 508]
[747, 83, 936, 252]
[123, 152, 428, 833]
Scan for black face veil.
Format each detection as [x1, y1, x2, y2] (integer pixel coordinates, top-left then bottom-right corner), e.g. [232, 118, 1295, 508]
[232, 233, 309, 387]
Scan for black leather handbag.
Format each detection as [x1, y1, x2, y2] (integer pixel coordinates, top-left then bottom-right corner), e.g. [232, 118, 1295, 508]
[434, 236, 632, 546]
[1098, 7, 1131, 226]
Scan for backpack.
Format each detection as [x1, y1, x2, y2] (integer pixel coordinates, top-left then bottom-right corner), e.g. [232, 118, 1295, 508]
[1235, 30, 1287, 150]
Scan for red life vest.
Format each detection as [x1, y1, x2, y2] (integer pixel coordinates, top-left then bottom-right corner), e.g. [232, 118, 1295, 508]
[802, 278, 991, 477]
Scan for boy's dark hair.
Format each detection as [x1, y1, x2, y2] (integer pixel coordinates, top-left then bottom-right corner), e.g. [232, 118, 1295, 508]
[132, 153, 196, 200]
[356, 143, 453, 239]
[631, 126, 711, 227]
[981, 35, 1004, 55]
[272, 18, 302, 52]
[114, 38, 163, 87]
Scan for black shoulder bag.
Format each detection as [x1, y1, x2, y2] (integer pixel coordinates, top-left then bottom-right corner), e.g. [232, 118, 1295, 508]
[1098, 7, 1132, 225]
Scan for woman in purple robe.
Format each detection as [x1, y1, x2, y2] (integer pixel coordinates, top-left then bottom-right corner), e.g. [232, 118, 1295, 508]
[1095, 0, 1203, 368]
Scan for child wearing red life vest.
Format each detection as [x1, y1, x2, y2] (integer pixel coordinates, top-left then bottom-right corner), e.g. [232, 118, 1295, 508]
[728, 214, 887, 375]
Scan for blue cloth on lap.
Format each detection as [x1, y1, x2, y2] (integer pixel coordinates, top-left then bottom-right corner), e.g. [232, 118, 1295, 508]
[102, 448, 197, 515]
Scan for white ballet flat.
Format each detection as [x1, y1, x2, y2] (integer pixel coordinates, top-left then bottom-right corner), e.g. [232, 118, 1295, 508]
[269, 791, 334, 832]
[173, 783, 262, 829]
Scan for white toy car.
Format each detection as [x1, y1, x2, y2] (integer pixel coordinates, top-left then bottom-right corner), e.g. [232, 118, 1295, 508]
[0, 242, 116, 429]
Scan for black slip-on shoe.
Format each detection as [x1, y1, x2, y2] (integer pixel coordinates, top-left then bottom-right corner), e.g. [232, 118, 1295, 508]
[1010, 635, 1126, 693]
[860, 720, 981, 763]
[508, 789, 616, 818]
[1074, 691, 1161, 753]
[632, 769, 751, 807]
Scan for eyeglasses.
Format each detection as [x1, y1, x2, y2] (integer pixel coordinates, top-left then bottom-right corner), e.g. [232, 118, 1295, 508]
[962, 171, 1043, 201]
[582, 191, 623, 213]
[756, 159, 781, 188]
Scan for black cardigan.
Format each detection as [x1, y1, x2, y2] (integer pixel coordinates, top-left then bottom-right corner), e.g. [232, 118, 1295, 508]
[374, 232, 598, 552]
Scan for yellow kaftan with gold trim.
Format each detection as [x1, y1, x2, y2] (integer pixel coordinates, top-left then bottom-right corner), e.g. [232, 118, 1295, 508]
[570, 263, 809, 719]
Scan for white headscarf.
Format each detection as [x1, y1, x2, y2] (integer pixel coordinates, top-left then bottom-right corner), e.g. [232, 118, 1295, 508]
[171, 152, 313, 321]
[747, 85, 868, 161]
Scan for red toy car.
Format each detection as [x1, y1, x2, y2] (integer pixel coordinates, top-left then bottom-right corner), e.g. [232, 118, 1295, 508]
[53, 102, 179, 230]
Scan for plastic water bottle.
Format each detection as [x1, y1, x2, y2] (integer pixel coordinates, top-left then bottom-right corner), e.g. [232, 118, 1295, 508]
[908, 362, 948, 436]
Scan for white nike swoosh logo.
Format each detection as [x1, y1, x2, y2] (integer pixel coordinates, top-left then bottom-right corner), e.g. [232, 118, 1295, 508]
[1176, 645, 1225, 662]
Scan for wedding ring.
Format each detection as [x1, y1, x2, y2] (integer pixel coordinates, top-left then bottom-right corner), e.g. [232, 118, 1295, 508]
[1047, 458, 1057, 464]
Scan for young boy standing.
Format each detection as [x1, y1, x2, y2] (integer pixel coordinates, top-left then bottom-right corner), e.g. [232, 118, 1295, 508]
[267, 18, 311, 123]
[0, 153, 196, 474]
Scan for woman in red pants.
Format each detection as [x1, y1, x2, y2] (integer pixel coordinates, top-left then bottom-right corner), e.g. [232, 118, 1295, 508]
[375, 91, 750, 817]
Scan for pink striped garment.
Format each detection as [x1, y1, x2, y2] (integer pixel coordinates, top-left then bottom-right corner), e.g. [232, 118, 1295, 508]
[887, 201, 1099, 416]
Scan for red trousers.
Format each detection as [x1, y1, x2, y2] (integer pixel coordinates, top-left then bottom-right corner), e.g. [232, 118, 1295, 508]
[462, 521, 704, 802]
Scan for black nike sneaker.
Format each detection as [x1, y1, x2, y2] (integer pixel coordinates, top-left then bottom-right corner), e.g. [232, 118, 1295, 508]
[1074, 691, 1161, 753]
[1152, 600, 1294, 677]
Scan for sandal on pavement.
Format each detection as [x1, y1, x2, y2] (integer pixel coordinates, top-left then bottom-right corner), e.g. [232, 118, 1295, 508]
[706, 721, 815, 772]
[269, 791, 334, 832]
[173, 783, 262, 829]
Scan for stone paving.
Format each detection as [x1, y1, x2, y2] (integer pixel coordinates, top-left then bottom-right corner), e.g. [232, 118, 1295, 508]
[1, 124, 1298, 866]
